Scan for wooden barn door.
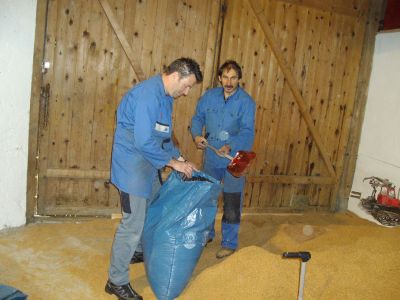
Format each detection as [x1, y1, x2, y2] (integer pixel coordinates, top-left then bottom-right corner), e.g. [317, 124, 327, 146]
[218, 0, 369, 211]
[35, 0, 222, 216]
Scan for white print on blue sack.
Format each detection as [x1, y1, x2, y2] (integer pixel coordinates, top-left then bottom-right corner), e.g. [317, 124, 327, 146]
[155, 122, 170, 133]
[183, 231, 196, 249]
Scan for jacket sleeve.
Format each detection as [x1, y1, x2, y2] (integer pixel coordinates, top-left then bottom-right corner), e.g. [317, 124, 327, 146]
[191, 95, 206, 139]
[131, 90, 173, 169]
[227, 98, 256, 153]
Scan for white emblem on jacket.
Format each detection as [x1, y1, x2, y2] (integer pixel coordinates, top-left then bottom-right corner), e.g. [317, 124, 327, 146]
[155, 122, 170, 133]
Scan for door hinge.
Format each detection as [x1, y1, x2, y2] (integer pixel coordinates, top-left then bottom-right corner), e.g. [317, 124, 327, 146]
[41, 60, 51, 74]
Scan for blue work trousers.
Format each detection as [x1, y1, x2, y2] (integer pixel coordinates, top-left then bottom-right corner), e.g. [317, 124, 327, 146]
[204, 162, 245, 250]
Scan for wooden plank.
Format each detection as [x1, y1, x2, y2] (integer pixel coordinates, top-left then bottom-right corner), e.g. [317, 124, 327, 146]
[307, 10, 335, 177]
[259, 1, 288, 207]
[286, 6, 313, 185]
[296, 8, 331, 206]
[221, 0, 242, 62]
[149, 0, 168, 77]
[40, 204, 119, 216]
[243, 206, 330, 213]
[253, 0, 279, 208]
[305, 10, 338, 206]
[242, 1, 269, 207]
[269, 2, 297, 207]
[327, 10, 369, 209]
[248, 0, 337, 180]
[46, 168, 109, 179]
[62, 0, 90, 206]
[37, 0, 60, 214]
[202, 0, 224, 92]
[115, 1, 139, 93]
[304, 12, 345, 207]
[167, 0, 186, 152]
[248, 175, 335, 184]
[279, 14, 303, 205]
[90, 0, 122, 208]
[187, 0, 213, 161]
[42, 0, 73, 213]
[140, 0, 158, 77]
[276, 0, 368, 17]
[171, 0, 201, 163]
[97, 0, 145, 81]
[279, 4, 309, 206]
[266, 2, 288, 207]
[318, 15, 349, 208]
[190, 0, 222, 167]
[54, 0, 82, 210]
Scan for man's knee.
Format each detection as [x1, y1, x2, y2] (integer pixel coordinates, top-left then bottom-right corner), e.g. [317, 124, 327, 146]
[222, 192, 241, 223]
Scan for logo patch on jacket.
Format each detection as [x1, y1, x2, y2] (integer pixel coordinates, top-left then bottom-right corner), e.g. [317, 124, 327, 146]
[155, 122, 170, 133]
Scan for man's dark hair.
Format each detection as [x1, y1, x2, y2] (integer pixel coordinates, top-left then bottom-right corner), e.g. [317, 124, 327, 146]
[165, 57, 203, 83]
[217, 60, 242, 79]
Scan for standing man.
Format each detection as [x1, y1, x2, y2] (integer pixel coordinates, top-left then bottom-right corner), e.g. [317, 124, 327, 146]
[191, 60, 255, 259]
[106, 58, 203, 300]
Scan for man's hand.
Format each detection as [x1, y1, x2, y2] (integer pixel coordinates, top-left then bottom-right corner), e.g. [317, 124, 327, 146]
[194, 136, 208, 150]
[167, 159, 198, 178]
[218, 145, 231, 157]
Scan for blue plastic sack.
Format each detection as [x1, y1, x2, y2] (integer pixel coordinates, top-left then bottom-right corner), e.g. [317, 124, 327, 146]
[143, 171, 222, 300]
[0, 284, 27, 300]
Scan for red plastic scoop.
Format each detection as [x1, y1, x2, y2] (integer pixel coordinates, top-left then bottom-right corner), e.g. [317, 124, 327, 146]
[227, 150, 257, 177]
[206, 144, 256, 177]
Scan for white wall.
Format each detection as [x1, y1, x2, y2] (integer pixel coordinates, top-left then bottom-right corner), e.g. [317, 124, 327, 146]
[0, 0, 37, 229]
[350, 32, 400, 204]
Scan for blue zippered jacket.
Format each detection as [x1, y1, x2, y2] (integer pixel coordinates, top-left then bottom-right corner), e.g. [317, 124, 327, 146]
[191, 86, 255, 168]
[111, 75, 179, 198]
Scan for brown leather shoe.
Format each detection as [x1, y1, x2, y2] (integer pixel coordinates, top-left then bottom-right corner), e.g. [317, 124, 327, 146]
[216, 247, 235, 259]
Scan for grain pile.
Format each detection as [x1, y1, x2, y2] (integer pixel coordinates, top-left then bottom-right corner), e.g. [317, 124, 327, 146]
[179, 214, 400, 299]
[180, 246, 299, 299]
[0, 212, 399, 299]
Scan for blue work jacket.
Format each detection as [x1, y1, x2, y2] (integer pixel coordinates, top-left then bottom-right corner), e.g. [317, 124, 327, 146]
[191, 86, 256, 168]
[111, 75, 179, 198]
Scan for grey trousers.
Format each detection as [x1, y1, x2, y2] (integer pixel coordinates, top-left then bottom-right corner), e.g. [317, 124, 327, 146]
[108, 179, 160, 285]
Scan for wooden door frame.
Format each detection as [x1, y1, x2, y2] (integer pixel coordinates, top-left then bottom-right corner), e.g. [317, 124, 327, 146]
[27, 0, 49, 222]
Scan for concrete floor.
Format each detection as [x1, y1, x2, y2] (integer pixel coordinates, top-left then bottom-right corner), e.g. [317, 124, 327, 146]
[0, 212, 399, 299]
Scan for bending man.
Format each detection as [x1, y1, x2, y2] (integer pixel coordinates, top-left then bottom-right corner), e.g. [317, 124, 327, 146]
[106, 58, 203, 300]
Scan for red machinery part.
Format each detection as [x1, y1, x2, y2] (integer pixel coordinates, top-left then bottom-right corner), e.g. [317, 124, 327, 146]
[377, 194, 400, 208]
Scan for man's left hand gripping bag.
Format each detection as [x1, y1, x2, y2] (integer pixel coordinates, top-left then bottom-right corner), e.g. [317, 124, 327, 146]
[143, 171, 222, 300]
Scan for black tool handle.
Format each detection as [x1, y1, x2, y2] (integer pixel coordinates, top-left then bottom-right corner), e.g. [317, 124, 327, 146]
[283, 251, 311, 262]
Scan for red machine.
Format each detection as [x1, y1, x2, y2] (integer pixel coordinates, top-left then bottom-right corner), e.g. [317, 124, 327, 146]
[361, 177, 400, 226]
[377, 186, 399, 208]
